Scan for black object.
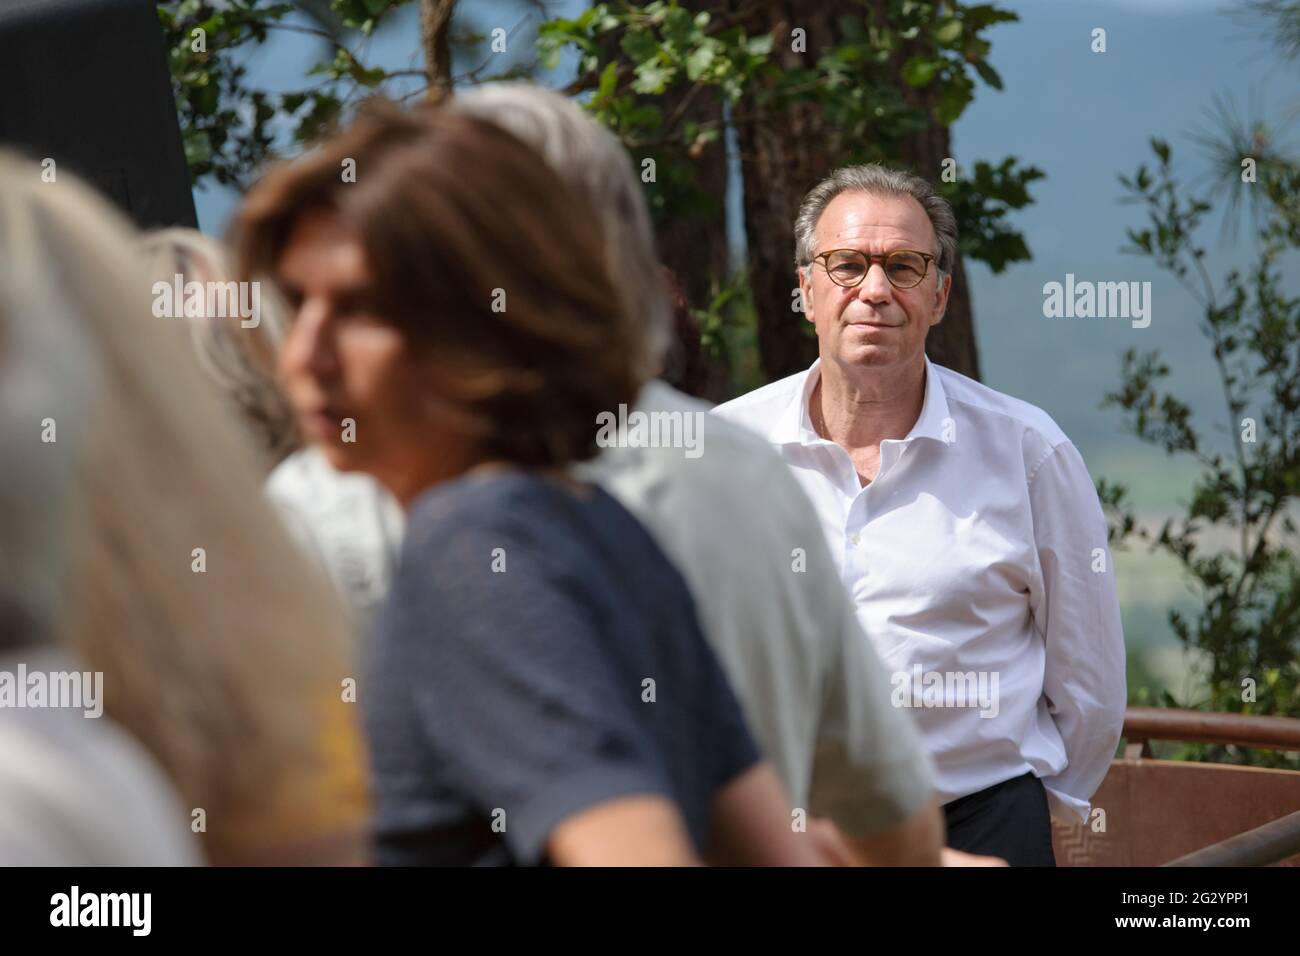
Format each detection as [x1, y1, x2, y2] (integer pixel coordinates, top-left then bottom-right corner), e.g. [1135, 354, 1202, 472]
[0, 0, 197, 229]
[944, 771, 1059, 866]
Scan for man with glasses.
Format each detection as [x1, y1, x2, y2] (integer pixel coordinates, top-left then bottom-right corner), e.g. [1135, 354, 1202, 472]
[714, 165, 1126, 865]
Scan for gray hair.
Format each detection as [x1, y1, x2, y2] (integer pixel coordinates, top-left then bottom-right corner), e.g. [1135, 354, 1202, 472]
[139, 228, 299, 470]
[794, 164, 959, 278]
[451, 83, 671, 382]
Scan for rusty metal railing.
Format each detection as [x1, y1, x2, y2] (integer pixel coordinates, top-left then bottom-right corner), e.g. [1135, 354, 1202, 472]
[1123, 708, 1300, 866]
[1165, 808, 1300, 867]
[1124, 707, 1300, 755]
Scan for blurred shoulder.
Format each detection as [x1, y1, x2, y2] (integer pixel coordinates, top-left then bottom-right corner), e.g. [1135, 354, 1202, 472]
[711, 368, 811, 438]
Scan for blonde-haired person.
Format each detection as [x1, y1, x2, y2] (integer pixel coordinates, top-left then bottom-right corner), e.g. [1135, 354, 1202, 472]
[0, 150, 369, 865]
[140, 228, 402, 619]
[0, 194, 199, 865]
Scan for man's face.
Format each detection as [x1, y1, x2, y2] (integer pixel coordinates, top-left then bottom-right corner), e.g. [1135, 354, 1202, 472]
[275, 209, 439, 486]
[798, 191, 951, 374]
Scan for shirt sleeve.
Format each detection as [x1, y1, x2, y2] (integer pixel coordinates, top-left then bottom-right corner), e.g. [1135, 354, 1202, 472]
[809, 587, 936, 834]
[389, 519, 679, 864]
[1027, 441, 1128, 824]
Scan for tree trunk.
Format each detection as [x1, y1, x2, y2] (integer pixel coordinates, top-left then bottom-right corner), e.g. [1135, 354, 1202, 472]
[891, 121, 980, 379]
[731, 3, 833, 383]
[640, 1, 733, 401]
[650, 83, 732, 401]
[570, 10, 732, 400]
[875, 0, 981, 381]
[651, 87, 729, 321]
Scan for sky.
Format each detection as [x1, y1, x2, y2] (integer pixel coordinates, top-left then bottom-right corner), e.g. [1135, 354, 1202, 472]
[950, 0, 1298, 455]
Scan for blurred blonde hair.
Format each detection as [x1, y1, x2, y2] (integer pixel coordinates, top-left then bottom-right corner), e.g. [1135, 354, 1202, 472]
[0, 151, 366, 864]
[139, 228, 299, 469]
[0, 198, 99, 653]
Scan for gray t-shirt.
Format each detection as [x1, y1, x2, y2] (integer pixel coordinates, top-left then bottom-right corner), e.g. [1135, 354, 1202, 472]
[578, 381, 934, 833]
[364, 471, 760, 866]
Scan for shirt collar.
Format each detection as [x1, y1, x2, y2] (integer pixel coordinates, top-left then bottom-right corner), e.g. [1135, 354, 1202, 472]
[769, 355, 951, 448]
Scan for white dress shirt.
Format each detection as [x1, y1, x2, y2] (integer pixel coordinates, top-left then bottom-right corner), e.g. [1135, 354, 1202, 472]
[713, 357, 1127, 824]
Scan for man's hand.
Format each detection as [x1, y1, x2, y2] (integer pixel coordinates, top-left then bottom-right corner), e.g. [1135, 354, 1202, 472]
[940, 846, 1008, 866]
[808, 817, 866, 866]
[850, 794, 945, 865]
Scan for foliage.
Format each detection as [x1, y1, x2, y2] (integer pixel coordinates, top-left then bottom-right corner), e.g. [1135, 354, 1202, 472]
[1103, 135, 1300, 766]
[538, 0, 1041, 273]
[161, 2, 1039, 269]
[158, 0, 536, 188]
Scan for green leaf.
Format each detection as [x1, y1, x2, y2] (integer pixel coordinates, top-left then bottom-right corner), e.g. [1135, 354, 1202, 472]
[332, 0, 371, 29]
[348, 58, 387, 87]
[934, 19, 963, 44]
[686, 44, 716, 81]
[193, 77, 219, 115]
[972, 60, 1002, 90]
[621, 28, 660, 64]
[536, 37, 564, 72]
[963, 4, 1020, 31]
[623, 103, 663, 131]
[596, 61, 619, 102]
[660, 7, 695, 50]
[935, 76, 974, 123]
[901, 56, 941, 87]
[633, 59, 675, 94]
[294, 94, 342, 143]
[183, 128, 212, 166]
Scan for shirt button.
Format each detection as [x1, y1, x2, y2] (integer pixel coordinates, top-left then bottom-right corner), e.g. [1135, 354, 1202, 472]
[849, 532, 861, 546]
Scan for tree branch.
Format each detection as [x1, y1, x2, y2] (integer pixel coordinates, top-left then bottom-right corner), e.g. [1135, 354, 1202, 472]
[421, 0, 457, 103]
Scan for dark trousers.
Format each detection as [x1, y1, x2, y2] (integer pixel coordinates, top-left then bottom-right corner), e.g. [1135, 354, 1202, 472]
[943, 772, 1056, 866]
